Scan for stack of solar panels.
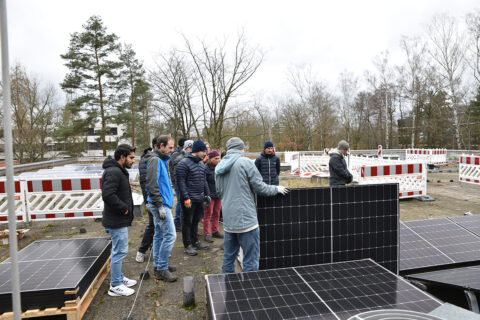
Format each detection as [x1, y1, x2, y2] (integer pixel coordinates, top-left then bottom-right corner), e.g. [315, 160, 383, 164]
[0, 238, 111, 313]
[257, 184, 399, 273]
[206, 259, 442, 319]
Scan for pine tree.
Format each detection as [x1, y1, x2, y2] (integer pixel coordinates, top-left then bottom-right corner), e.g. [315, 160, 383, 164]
[467, 86, 480, 149]
[58, 15, 122, 156]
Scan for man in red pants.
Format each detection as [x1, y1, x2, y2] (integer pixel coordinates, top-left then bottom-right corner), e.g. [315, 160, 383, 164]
[203, 150, 223, 243]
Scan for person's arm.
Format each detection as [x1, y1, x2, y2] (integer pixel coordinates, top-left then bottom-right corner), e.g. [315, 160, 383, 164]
[102, 171, 128, 213]
[204, 169, 211, 198]
[145, 157, 164, 208]
[330, 157, 352, 180]
[176, 160, 189, 201]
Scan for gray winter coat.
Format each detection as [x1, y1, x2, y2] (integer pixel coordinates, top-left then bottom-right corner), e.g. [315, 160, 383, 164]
[215, 149, 277, 232]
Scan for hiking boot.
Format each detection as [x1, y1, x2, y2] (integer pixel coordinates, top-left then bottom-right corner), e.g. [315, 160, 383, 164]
[193, 241, 209, 250]
[135, 251, 145, 263]
[108, 284, 135, 296]
[204, 235, 214, 243]
[168, 265, 177, 272]
[122, 276, 137, 287]
[184, 244, 198, 256]
[154, 269, 178, 282]
[212, 232, 224, 239]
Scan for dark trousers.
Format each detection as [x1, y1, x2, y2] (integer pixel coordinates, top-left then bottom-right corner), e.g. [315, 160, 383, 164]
[181, 202, 203, 247]
[138, 206, 155, 254]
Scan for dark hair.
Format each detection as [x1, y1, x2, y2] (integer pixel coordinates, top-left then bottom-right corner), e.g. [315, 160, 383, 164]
[178, 138, 187, 148]
[114, 144, 136, 160]
[152, 136, 158, 148]
[156, 135, 173, 148]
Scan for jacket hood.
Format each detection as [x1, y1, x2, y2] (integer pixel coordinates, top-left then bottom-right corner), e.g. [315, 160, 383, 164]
[102, 156, 120, 169]
[328, 148, 343, 157]
[142, 147, 152, 156]
[153, 149, 171, 161]
[215, 149, 243, 176]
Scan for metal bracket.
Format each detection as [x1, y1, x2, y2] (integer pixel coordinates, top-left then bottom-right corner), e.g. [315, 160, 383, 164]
[465, 290, 480, 313]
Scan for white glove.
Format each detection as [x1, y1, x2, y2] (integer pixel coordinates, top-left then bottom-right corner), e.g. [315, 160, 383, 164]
[158, 206, 166, 220]
[277, 186, 290, 195]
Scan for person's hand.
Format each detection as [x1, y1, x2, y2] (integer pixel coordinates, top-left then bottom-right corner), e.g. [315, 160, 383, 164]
[277, 186, 290, 195]
[158, 206, 166, 220]
[203, 196, 211, 207]
[184, 199, 191, 208]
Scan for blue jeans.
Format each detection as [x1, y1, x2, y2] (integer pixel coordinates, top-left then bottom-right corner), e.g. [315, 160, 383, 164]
[222, 228, 260, 274]
[148, 203, 176, 270]
[105, 227, 129, 287]
[173, 184, 183, 227]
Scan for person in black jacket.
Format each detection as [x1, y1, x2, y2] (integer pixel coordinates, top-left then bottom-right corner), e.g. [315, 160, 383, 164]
[255, 140, 281, 185]
[329, 140, 353, 186]
[102, 144, 137, 297]
[176, 140, 211, 256]
[135, 137, 158, 263]
[170, 139, 191, 231]
[203, 150, 223, 243]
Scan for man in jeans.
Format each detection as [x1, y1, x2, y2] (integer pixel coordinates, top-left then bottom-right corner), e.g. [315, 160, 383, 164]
[176, 140, 211, 256]
[145, 135, 178, 282]
[215, 137, 289, 273]
[102, 144, 137, 296]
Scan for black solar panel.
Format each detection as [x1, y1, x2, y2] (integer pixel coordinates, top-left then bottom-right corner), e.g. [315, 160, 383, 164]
[206, 259, 442, 320]
[408, 265, 480, 292]
[0, 238, 111, 313]
[400, 218, 480, 272]
[448, 215, 480, 237]
[257, 184, 399, 273]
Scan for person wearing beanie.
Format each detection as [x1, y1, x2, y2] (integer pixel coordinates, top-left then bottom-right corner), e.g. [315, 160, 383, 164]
[203, 150, 223, 243]
[328, 140, 353, 186]
[255, 140, 281, 186]
[169, 138, 190, 231]
[215, 137, 290, 273]
[176, 140, 211, 256]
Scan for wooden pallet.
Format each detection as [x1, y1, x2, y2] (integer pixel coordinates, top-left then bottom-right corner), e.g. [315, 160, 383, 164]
[0, 257, 110, 320]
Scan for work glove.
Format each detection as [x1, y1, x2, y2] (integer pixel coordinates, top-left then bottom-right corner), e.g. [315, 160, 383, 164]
[277, 186, 290, 195]
[184, 199, 191, 208]
[158, 206, 166, 220]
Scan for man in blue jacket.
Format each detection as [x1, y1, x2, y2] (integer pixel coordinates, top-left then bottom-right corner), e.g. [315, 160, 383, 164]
[145, 135, 177, 282]
[176, 140, 211, 256]
[215, 137, 289, 273]
[255, 140, 281, 185]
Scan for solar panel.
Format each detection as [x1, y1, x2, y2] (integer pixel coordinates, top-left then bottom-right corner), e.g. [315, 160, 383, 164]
[400, 218, 480, 272]
[408, 265, 480, 292]
[0, 238, 111, 313]
[257, 184, 399, 273]
[206, 259, 442, 320]
[448, 215, 480, 237]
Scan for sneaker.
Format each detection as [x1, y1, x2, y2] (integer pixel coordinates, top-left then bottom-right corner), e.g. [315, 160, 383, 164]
[122, 276, 137, 287]
[193, 241, 209, 250]
[108, 284, 135, 296]
[212, 231, 224, 239]
[168, 265, 177, 272]
[184, 244, 198, 256]
[135, 252, 145, 263]
[154, 269, 178, 282]
[204, 235, 214, 243]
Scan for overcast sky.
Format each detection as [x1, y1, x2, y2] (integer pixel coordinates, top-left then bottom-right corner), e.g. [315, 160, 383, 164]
[7, 0, 480, 103]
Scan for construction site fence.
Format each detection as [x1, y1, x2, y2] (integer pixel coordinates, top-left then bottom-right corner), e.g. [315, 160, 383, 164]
[459, 155, 480, 186]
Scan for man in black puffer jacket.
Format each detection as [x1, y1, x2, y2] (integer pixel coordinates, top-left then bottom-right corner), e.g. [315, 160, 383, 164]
[101, 144, 137, 297]
[329, 140, 353, 186]
[255, 140, 281, 185]
[176, 140, 211, 256]
[135, 137, 157, 263]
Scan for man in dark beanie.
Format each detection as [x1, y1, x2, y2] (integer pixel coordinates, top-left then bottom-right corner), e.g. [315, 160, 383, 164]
[215, 137, 289, 273]
[255, 140, 281, 185]
[176, 140, 211, 256]
[328, 140, 353, 186]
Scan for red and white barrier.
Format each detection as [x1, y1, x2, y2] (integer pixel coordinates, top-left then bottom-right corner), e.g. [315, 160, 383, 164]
[405, 148, 447, 165]
[352, 162, 426, 199]
[0, 180, 27, 223]
[459, 155, 480, 186]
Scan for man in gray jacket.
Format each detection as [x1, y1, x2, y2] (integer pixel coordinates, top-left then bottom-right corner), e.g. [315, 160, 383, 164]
[215, 137, 289, 273]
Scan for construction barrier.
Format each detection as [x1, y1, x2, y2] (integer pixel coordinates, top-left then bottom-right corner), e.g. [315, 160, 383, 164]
[405, 148, 447, 165]
[459, 155, 480, 186]
[0, 179, 27, 223]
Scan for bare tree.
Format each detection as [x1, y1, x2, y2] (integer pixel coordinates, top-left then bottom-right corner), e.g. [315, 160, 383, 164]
[466, 9, 480, 85]
[338, 70, 358, 142]
[427, 14, 466, 148]
[184, 32, 263, 148]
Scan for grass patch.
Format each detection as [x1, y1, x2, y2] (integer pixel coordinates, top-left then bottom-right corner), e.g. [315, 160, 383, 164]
[42, 223, 55, 232]
[182, 302, 198, 310]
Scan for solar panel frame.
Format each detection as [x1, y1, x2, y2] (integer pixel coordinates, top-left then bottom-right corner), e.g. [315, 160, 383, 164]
[206, 259, 442, 320]
[407, 265, 480, 292]
[257, 184, 399, 274]
[0, 238, 111, 313]
[448, 215, 480, 237]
